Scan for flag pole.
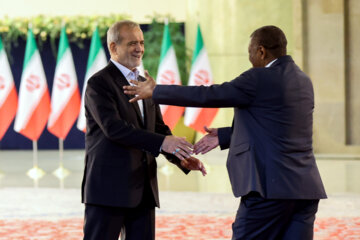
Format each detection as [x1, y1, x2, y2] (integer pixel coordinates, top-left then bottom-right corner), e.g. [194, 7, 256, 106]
[59, 138, 64, 189]
[52, 138, 69, 189]
[33, 140, 38, 188]
[27, 139, 45, 188]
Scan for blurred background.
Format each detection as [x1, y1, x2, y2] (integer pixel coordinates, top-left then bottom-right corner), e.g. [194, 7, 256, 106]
[0, 0, 359, 239]
[0, 0, 359, 194]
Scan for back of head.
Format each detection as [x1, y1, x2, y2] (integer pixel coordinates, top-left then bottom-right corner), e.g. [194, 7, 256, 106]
[107, 20, 140, 51]
[250, 26, 287, 58]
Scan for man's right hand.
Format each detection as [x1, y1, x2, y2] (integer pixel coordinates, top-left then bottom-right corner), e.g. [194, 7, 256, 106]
[123, 70, 156, 102]
[194, 126, 219, 154]
[161, 136, 193, 160]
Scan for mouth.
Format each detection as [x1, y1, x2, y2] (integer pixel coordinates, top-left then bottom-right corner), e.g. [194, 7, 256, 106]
[132, 54, 142, 59]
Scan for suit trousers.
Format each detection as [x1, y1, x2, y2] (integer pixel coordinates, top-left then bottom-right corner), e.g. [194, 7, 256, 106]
[232, 192, 319, 240]
[83, 170, 156, 240]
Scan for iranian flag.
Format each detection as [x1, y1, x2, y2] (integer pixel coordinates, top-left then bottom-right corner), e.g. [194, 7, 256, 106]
[77, 27, 107, 132]
[156, 21, 184, 129]
[48, 26, 81, 139]
[0, 36, 18, 140]
[184, 25, 218, 133]
[14, 28, 50, 140]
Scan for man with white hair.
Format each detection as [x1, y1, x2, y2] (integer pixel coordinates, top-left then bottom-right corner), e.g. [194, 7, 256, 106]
[81, 20, 206, 240]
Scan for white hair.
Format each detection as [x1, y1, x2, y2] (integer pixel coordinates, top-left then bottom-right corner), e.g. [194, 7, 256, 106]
[106, 20, 140, 52]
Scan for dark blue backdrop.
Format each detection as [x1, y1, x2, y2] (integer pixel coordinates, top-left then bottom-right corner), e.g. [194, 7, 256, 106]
[0, 37, 110, 150]
[0, 24, 179, 150]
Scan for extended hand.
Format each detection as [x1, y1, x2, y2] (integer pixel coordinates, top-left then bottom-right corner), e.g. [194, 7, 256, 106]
[193, 126, 219, 154]
[181, 156, 207, 176]
[123, 71, 156, 103]
[162, 135, 193, 160]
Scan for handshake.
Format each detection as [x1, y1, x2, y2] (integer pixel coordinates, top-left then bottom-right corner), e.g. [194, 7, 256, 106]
[162, 127, 219, 176]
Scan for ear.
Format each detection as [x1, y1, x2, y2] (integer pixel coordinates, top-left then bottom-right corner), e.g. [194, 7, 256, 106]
[258, 46, 267, 60]
[109, 42, 117, 54]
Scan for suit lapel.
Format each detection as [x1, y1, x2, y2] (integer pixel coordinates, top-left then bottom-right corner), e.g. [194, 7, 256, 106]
[107, 62, 144, 126]
[138, 76, 152, 129]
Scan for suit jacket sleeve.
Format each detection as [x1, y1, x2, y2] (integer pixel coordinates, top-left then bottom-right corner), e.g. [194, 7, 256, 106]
[218, 127, 232, 150]
[152, 70, 257, 108]
[86, 76, 165, 157]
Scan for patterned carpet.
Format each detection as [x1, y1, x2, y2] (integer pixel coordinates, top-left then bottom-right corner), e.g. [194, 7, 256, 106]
[0, 189, 359, 239]
[0, 216, 359, 239]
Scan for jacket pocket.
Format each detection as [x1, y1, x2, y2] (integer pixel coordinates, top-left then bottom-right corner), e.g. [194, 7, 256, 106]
[233, 142, 250, 155]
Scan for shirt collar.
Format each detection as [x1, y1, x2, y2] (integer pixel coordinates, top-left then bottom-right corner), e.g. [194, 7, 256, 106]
[110, 59, 139, 82]
[265, 58, 277, 68]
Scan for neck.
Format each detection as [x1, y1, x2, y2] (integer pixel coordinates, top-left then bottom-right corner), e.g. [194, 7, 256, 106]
[264, 56, 277, 66]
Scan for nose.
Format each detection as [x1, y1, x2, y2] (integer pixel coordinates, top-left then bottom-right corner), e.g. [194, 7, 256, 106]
[135, 43, 143, 52]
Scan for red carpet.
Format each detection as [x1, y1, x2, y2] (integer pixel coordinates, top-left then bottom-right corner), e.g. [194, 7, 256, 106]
[0, 216, 359, 239]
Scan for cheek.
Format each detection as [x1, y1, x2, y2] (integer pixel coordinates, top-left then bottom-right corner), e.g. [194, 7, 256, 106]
[116, 48, 125, 58]
[249, 54, 254, 64]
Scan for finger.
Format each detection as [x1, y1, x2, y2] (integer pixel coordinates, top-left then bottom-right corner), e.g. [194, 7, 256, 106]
[129, 96, 141, 103]
[201, 166, 207, 176]
[194, 140, 206, 148]
[123, 85, 136, 92]
[194, 145, 207, 155]
[204, 126, 215, 134]
[123, 85, 133, 90]
[178, 142, 193, 151]
[129, 79, 139, 85]
[178, 138, 193, 148]
[194, 141, 208, 152]
[204, 126, 211, 133]
[124, 89, 137, 95]
[177, 148, 192, 159]
[193, 139, 205, 148]
[145, 70, 153, 81]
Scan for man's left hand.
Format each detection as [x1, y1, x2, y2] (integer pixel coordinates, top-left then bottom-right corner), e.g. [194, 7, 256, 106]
[123, 70, 156, 102]
[181, 156, 207, 176]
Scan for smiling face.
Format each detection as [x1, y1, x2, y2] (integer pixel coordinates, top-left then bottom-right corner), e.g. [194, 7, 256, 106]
[110, 26, 144, 70]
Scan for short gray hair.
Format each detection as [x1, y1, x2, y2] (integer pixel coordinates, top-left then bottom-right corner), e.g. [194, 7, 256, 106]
[106, 20, 140, 51]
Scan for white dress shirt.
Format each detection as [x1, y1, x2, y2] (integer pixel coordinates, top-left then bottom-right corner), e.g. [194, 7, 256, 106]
[110, 59, 144, 120]
[266, 58, 277, 68]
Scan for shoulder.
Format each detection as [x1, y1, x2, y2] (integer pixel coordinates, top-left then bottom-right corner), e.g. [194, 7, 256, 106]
[87, 63, 115, 87]
[239, 67, 273, 80]
[231, 67, 265, 86]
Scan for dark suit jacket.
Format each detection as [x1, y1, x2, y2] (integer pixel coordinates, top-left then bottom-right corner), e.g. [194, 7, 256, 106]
[153, 55, 327, 199]
[81, 62, 187, 208]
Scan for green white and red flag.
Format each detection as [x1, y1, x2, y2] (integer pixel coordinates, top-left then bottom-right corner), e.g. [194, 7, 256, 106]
[48, 26, 81, 139]
[156, 20, 184, 129]
[0, 36, 18, 140]
[14, 28, 50, 140]
[77, 27, 107, 132]
[184, 25, 218, 133]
